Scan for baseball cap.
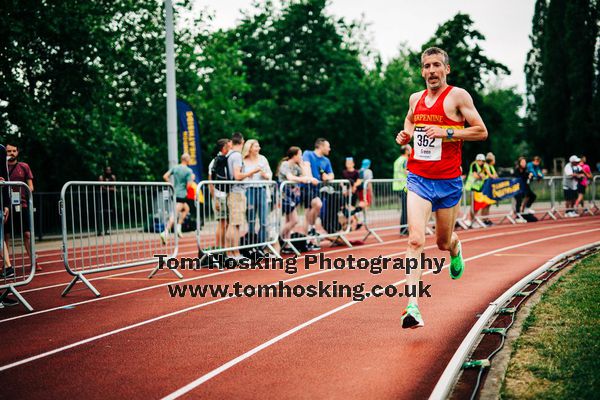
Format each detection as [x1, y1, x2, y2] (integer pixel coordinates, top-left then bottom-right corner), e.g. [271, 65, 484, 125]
[476, 154, 485, 161]
[486, 152, 495, 161]
[569, 155, 581, 163]
[345, 157, 354, 162]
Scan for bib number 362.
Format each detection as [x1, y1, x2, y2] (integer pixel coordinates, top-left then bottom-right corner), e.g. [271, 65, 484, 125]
[413, 127, 442, 161]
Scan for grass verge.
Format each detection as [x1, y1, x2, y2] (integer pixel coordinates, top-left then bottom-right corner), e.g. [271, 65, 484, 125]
[501, 252, 600, 399]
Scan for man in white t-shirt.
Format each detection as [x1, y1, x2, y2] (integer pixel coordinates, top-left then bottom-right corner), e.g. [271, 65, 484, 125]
[226, 133, 261, 260]
[563, 155, 585, 217]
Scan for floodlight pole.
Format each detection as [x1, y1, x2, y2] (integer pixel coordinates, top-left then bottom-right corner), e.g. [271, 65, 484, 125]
[165, 0, 178, 169]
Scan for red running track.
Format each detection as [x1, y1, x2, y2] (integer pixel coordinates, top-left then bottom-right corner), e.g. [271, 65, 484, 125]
[0, 217, 599, 399]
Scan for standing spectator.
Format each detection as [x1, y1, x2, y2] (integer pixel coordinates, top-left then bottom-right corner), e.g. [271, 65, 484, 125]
[97, 166, 117, 236]
[278, 147, 317, 249]
[160, 153, 195, 244]
[302, 138, 334, 247]
[393, 145, 411, 234]
[3, 143, 39, 273]
[524, 156, 544, 213]
[341, 157, 364, 230]
[514, 157, 534, 215]
[562, 155, 584, 217]
[481, 152, 498, 225]
[208, 138, 232, 248]
[226, 133, 261, 260]
[575, 155, 593, 210]
[242, 139, 272, 244]
[357, 159, 373, 209]
[0, 151, 14, 285]
[342, 157, 361, 207]
[463, 153, 487, 226]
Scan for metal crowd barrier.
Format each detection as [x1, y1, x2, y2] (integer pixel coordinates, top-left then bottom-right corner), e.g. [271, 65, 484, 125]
[279, 179, 353, 255]
[196, 180, 280, 263]
[514, 177, 556, 221]
[60, 181, 181, 297]
[547, 175, 595, 218]
[591, 175, 600, 214]
[0, 182, 36, 311]
[361, 179, 407, 242]
[458, 177, 560, 228]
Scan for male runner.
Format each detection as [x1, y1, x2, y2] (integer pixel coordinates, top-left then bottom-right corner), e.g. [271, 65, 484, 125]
[396, 47, 488, 329]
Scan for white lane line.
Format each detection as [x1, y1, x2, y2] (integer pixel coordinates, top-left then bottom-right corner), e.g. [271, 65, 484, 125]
[1, 225, 593, 373]
[0, 237, 407, 324]
[161, 228, 600, 399]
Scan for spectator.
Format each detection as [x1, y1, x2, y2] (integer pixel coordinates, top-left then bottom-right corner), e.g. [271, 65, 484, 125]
[575, 155, 593, 211]
[97, 166, 117, 236]
[342, 157, 361, 207]
[277, 147, 317, 251]
[527, 156, 544, 180]
[0, 149, 14, 286]
[562, 155, 584, 217]
[514, 156, 536, 215]
[302, 138, 334, 248]
[357, 159, 373, 209]
[463, 153, 487, 226]
[481, 152, 498, 225]
[160, 153, 195, 243]
[226, 133, 261, 260]
[208, 138, 232, 248]
[393, 145, 411, 234]
[242, 139, 272, 244]
[523, 156, 544, 213]
[3, 143, 39, 273]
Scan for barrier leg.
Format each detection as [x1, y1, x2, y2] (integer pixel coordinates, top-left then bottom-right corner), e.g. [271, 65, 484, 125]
[283, 240, 301, 256]
[266, 243, 281, 259]
[337, 234, 353, 248]
[0, 287, 33, 312]
[148, 263, 184, 279]
[362, 228, 383, 243]
[62, 274, 101, 297]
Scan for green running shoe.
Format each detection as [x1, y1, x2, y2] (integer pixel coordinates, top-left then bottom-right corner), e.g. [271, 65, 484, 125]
[401, 303, 424, 329]
[450, 241, 465, 280]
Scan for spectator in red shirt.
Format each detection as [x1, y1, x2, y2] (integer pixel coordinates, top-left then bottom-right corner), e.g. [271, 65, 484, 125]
[4, 143, 38, 272]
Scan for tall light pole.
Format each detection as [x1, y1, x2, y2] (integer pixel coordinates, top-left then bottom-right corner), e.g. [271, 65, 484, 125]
[165, 0, 178, 169]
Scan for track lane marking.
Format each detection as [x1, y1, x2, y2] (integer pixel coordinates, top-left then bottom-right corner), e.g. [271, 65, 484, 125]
[160, 228, 600, 399]
[1, 225, 596, 374]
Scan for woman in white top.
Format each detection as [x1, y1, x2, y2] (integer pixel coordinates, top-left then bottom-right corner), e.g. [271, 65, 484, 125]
[242, 139, 272, 243]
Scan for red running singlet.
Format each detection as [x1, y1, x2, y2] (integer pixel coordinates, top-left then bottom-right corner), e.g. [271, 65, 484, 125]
[407, 85, 464, 179]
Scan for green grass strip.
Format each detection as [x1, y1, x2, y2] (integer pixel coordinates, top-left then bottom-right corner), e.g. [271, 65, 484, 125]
[501, 252, 600, 399]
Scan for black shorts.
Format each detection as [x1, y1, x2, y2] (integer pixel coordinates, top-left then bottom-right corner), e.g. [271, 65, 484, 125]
[563, 189, 578, 201]
[301, 185, 320, 209]
[176, 197, 193, 208]
[577, 184, 587, 195]
[4, 206, 31, 236]
[282, 186, 301, 215]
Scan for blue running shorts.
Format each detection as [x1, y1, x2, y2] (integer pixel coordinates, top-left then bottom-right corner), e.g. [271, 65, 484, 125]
[407, 172, 463, 212]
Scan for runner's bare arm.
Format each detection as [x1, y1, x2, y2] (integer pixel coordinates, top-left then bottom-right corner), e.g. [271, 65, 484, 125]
[396, 92, 420, 145]
[424, 89, 487, 141]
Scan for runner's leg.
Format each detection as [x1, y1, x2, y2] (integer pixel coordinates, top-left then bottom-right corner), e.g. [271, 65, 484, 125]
[405, 191, 432, 306]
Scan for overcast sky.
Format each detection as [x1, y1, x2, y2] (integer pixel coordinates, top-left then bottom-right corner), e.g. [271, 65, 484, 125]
[193, 0, 535, 92]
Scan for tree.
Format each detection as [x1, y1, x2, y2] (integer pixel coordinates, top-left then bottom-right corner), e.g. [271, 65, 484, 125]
[220, 0, 388, 176]
[526, 0, 599, 167]
[524, 0, 548, 129]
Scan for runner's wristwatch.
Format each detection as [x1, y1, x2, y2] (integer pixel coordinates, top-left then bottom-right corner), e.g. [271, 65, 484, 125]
[446, 128, 454, 139]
